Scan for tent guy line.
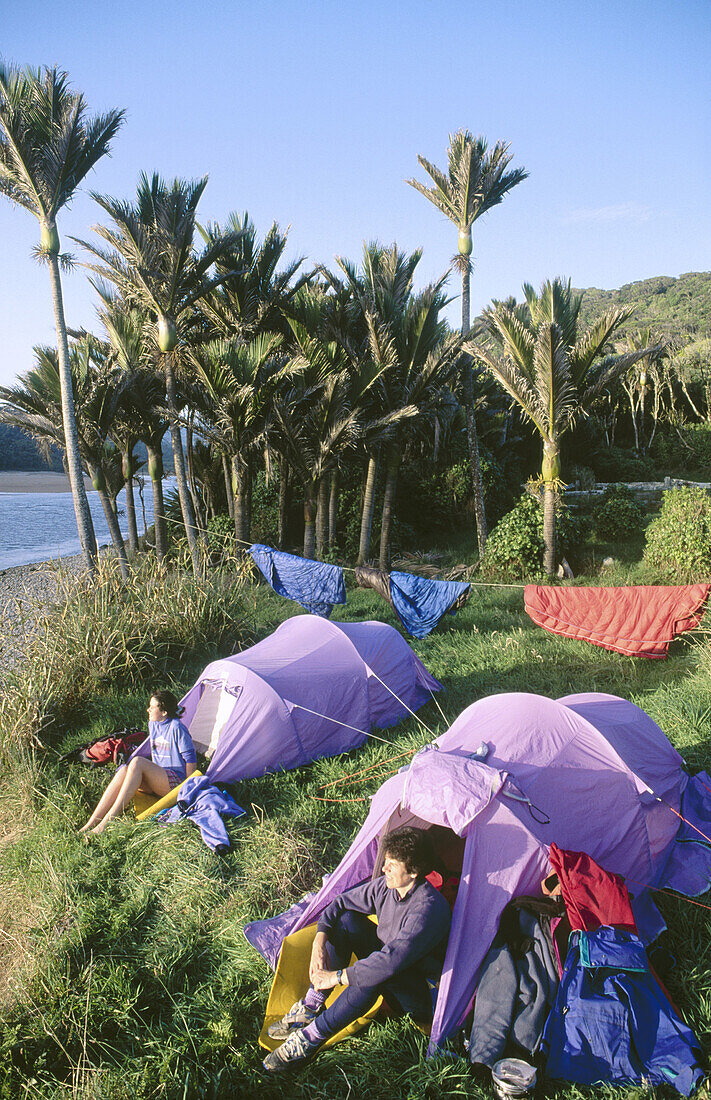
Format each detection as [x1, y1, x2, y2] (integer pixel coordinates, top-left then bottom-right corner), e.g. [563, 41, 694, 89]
[351, 665, 439, 734]
[658, 799, 711, 846]
[288, 704, 402, 747]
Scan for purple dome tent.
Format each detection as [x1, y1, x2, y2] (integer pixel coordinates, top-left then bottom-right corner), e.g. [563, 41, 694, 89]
[245, 691, 711, 1054]
[178, 615, 441, 783]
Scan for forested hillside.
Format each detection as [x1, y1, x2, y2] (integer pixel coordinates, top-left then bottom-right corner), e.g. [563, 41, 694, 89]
[0, 423, 174, 474]
[575, 271, 711, 340]
[0, 423, 63, 471]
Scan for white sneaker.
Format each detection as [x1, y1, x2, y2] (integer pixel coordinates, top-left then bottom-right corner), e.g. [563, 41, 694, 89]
[267, 999, 320, 1040]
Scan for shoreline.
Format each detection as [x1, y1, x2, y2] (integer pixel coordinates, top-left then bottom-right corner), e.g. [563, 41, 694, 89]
[0, 471, 94, 494]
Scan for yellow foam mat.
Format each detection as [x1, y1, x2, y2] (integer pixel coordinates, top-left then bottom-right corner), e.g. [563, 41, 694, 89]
[133, 769, 203, 820]
[259, 921, 383, 1052]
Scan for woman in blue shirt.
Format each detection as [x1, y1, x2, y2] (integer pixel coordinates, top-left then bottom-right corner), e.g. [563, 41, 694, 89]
[78, 689, 197, 836]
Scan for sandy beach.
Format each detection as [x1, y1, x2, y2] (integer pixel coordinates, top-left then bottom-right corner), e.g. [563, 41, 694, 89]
[0, 471, 94, 493]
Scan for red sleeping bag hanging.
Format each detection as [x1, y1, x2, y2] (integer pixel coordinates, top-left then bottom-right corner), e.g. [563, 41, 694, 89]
[524, 583, 710, 658]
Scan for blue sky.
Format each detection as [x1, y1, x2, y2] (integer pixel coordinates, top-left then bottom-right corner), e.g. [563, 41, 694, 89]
[1, 0, 709, 388]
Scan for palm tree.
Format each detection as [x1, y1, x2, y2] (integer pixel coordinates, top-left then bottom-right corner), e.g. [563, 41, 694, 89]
[191, 332, 295, 545]
[124, 370, 171, 561]
[407, 130, 528, 558]
[618, 328, 673, 455]
[472, 278, 654, 574]
[330, 243, 460, 568]
[76, 173, 239, 573]
[0, 341, 130, 578]
[198, 212, 308, 341]
[270, 361, 361, 560]
[0, 64, 124, 574]
[96, 295, 165, 556]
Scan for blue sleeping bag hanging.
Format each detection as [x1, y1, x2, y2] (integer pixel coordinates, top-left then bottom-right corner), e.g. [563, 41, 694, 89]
[389, 571, 470, 639]
[248, 544, 347, 617]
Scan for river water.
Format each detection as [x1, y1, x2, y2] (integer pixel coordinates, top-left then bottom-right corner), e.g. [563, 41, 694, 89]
[0, 477, 178, 570]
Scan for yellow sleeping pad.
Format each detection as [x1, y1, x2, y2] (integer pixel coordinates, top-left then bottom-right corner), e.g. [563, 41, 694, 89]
[259, 920, 383, 1052]
[133, 769, 203, 820]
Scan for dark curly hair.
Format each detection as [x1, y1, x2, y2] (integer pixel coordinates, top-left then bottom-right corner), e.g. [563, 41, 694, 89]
[382, 826, 436, 879]
[150, 689, 184, 719]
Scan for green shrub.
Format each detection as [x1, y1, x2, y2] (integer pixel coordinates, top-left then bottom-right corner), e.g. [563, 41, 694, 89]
[592, 446, 654, 482]
[592, 485, 646, 540]
[481, 493, 583, 578]
[250, 469, 280, 544]
[650, 423, 711, 478]
[643, 487, 711, 579]
[569, 464, 597, 490]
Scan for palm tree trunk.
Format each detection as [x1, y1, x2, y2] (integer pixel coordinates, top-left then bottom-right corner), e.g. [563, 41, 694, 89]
[278, 458, 290, 549]
[316, 475, 328, 559]
[164, 353, 202, 573]
[146, 443, 167, 562]
[185, 415, 205, 532]
[542, 440, 559, 576]
[461, 263, 488, 558]
[303, 481, 317, 559]
[122, 450, 139, 555]
[136, 476, 149, 538]
[328, 468, 339, 548]
[231, 454, 250, 545]
[358, 453, 378, 564]
[46, 248, 98, 574]
[543, 486, 556, 576]
[378, 444, 400, 571]
[222, 452, 234, 520]
[88, 463, 129, 580]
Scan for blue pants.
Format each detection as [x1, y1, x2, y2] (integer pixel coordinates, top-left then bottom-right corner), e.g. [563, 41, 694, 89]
[315, 910, 433, 1039]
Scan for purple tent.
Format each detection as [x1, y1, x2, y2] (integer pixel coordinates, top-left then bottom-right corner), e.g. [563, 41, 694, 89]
[178, 615, 441, 783]
[246, 691, 711, 1053]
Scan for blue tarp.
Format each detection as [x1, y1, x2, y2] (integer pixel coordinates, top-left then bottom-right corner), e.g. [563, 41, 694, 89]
[248, 544, 347, 617]
[390, 571, 470, 638]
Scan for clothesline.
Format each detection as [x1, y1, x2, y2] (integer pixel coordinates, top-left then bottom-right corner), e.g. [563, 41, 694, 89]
[238, 541, 710, 656]
[230, 534, 525, 585]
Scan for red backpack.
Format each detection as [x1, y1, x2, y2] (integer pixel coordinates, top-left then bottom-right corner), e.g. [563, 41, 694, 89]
[63, 728, 146, 766]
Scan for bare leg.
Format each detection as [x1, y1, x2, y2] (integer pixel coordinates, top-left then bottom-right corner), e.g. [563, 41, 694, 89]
[91, 758, 172, 835]
[78, 765, 128, 832]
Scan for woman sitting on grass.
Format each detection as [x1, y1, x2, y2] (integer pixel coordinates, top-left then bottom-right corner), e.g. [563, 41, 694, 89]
[78, 690, 197, 836]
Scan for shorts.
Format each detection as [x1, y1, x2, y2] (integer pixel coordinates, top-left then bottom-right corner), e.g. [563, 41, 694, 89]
[164, 768, 185, 790]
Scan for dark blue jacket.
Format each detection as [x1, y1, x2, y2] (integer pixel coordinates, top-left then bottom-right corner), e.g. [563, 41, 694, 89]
[317, 876, 450, 990]
[543, 926, 704, 1096]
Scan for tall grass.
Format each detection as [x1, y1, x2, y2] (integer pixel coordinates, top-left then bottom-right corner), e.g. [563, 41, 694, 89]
[0, 557, 255, 759]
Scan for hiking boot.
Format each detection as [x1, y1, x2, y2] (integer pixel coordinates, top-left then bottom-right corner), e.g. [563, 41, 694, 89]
[262, 1027, 322, 1072]
[267, 999, 320, 1040]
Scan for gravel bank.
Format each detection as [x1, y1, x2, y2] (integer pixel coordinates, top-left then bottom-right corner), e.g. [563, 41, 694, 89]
[0, 553, 90, 682]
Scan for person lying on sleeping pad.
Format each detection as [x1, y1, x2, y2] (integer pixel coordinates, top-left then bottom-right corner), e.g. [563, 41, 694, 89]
[263, 826, 451, 1072]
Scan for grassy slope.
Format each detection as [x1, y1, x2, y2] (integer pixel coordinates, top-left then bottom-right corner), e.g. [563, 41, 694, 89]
[0, 567, 710, 1099]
